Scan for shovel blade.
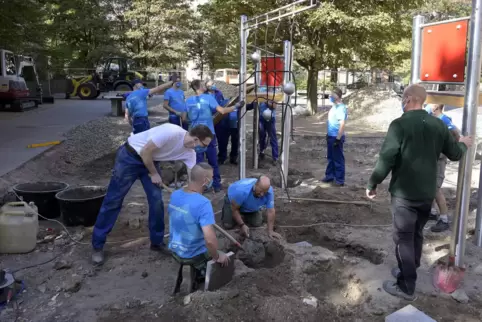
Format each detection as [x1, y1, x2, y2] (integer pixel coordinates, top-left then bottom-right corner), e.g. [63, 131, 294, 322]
[433, 261, 465, 294]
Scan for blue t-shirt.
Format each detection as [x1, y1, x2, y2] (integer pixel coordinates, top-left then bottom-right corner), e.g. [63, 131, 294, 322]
[164, 88, 186, 116]
[259, 102, 275, 121]
[126, 88, 150, 117]
[327, 103, 347, 137]
[227, 178, 275, 213]
[168, 190, 215, 259]
[425, 106, 456, 131]
[186, 93, 218, 134]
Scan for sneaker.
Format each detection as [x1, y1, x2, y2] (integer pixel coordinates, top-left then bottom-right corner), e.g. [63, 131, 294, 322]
[431, 220, 449, 233]
[272, 160, 278, 166]
[321, 177, 334, 183]
[259, 153, 265, 160]
[429, 208, 438, 221]
[214, 187, 222, 193]
[333, 182, 345, 187]
[218, 159, 226, 165]
[229, 159, 238, 165]
[92, 249, 105, 265]
[382, 280, 417, 301]
[391, 267, 401, 279]
[150, 244, 171, 255]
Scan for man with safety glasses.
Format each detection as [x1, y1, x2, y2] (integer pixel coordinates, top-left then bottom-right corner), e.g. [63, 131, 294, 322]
[221, 176, 282, 240]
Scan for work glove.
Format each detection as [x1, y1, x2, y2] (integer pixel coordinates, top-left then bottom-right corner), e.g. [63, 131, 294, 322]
[334, 138, 341, 147]
[234, 100, 245, 109]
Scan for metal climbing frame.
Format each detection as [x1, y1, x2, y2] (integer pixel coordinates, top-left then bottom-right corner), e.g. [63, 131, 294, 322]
[410, 0, 482, 266]
[239, 0, 318, 182]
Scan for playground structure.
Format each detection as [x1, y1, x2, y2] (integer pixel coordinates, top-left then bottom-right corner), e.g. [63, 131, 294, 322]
[238, 0, 318, 188]
[410, 0, 482, 290]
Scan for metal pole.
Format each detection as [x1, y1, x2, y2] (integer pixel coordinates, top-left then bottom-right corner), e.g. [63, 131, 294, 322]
[476, 161, 482, 247]
[451, 0, 482, 263]
[253, 49, 261, 169]
[239, 15, 248, 179]
[410, 15, 424, 84]
[281, 40, 292, 189]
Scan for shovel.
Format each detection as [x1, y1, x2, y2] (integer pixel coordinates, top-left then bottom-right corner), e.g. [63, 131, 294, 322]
[433, 256, 466, 294]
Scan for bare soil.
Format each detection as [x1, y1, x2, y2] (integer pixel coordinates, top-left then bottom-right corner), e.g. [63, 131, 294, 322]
[1, 98, 482, 322]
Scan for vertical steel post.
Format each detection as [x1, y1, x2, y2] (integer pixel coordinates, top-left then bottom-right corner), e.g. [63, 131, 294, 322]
[476, 158, 482, 247]
[281, 40, 292, 189]
[239, 15, 248, 179]
[451, 0, 482, 263]
[410, 15, 425, 85]
[253, 49, 261, 169]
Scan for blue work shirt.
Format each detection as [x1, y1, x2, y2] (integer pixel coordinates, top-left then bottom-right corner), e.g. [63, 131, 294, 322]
[164, 88, 186, 116]
[126, 88, 150, 117]
[227, 178, 275, 213]
[246, 101, 275, 121]
[168, 190, 215, 259]
[186, 93, 218, 134]
[425, 106, 456, 131]
[327, 103, 348, 137]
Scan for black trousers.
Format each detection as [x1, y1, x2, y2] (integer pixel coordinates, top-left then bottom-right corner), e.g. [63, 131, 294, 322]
[391, 196, 431, 295]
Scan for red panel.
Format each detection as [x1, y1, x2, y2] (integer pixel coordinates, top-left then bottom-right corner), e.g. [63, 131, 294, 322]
[260, 57, 284, 87]
[420, 19, 468, 83]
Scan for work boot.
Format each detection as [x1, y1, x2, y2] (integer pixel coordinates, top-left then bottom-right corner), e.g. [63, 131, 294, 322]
[333, 182, 345, 187]
[150, 244, 171, 255]
[259, 153, 265, 161]
[92, 249, 105, 265]
[321, 177, 334, 183]
[214, 186, 222, 193]
[382, 280, 417, 301]
[229, 159, 238, 165]
[431, 220, 449, 233]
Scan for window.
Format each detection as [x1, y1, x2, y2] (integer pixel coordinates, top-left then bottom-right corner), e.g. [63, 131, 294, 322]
[5, 52, 16, 76]
[228, 70, 238, 77]
[214, 71, 224, 79]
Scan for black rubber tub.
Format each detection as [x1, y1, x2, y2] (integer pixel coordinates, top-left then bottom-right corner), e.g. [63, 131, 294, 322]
[55, 186, 107, 227]
[13, 182, 69, 219]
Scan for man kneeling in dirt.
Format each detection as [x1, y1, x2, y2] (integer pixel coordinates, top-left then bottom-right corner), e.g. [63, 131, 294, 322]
[91, 123, 214, 265]
[168, 162, 230, 286]
[221, 176, 282, 239]
[365, 84, 472, 301]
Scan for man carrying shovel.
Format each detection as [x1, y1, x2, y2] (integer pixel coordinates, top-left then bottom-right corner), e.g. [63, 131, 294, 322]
[365, 84, 472, 301]
[91, 123, 214, 265]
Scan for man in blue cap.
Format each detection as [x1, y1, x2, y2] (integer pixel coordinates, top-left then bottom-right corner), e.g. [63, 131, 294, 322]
[125, 79, 173, 134]
[164, 75, 188, 130]
[186, 79, 243, 193]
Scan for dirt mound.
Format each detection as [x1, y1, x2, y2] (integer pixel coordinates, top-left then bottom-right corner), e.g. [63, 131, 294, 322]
[344, 86, 402, 132]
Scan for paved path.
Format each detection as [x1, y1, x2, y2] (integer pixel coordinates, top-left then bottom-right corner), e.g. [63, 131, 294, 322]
[0, 99, 113, 176]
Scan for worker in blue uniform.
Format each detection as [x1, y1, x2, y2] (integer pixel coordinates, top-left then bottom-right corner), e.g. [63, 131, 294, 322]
[164, 75, 188, 130]
[186, 79, 243, 192]
[247, 100, 279, 164]
[125, 80, 173, 134]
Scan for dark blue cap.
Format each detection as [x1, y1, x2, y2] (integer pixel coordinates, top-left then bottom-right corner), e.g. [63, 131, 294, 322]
[131, 79, 143, 86]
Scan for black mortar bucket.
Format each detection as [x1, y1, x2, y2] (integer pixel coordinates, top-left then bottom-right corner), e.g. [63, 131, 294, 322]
[56, 186, 107, 227]
[13, 182, 69, 219]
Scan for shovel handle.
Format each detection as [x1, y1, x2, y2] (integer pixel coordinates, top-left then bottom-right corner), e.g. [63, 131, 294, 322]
[213, 223, 244, 250]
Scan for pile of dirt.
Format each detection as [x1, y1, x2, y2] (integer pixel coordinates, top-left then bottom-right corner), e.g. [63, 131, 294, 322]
[344, 86, 402, 132]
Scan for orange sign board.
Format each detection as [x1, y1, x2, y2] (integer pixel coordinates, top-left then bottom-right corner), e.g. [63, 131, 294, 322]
[260, 57, 284, 87]
[420, 19, 469, 83]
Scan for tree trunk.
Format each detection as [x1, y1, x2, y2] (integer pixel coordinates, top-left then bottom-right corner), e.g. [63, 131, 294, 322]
[306, 67, 319, 115]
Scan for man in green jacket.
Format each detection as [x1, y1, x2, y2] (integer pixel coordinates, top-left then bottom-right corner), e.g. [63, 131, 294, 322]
[365, 84, 473, 301]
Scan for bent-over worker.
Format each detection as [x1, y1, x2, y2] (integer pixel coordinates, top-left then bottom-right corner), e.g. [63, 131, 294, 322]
[168, 162, 230, 284]
[125, 80, 173, 134]
[366, 84, 472, 301]
[221, 176, 281, 239]
[91, 123, 214, 265]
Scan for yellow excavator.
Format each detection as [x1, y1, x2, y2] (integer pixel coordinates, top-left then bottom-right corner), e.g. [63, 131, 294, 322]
[66, 57, 144, 100]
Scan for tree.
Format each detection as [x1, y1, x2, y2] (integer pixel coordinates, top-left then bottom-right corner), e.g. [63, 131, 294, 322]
[123, 0, 195, 68]
[199, 0, 425, 114]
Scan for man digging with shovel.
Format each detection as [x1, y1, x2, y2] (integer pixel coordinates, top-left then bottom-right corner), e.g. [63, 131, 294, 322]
[365, 84, 472, 301]
[91, 123, 214, 265]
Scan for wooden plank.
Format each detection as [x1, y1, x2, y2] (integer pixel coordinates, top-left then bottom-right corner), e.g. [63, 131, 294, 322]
[280, 196, 370, 206]
[425, 90, 482, 108]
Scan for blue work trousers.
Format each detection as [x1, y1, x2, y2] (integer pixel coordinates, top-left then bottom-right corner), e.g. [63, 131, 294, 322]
[216, 122, 239, 163]
[196, 137, 221, 189]
[259, 119, 279, 160]
[169, 114, 189, 131]
[325, 136, 345, 184]
[132, 116, 150, 134]
[92, 145, 165, 249]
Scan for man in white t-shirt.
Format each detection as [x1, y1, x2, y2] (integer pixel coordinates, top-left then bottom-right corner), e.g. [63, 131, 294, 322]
[91, 123, 214, 265]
